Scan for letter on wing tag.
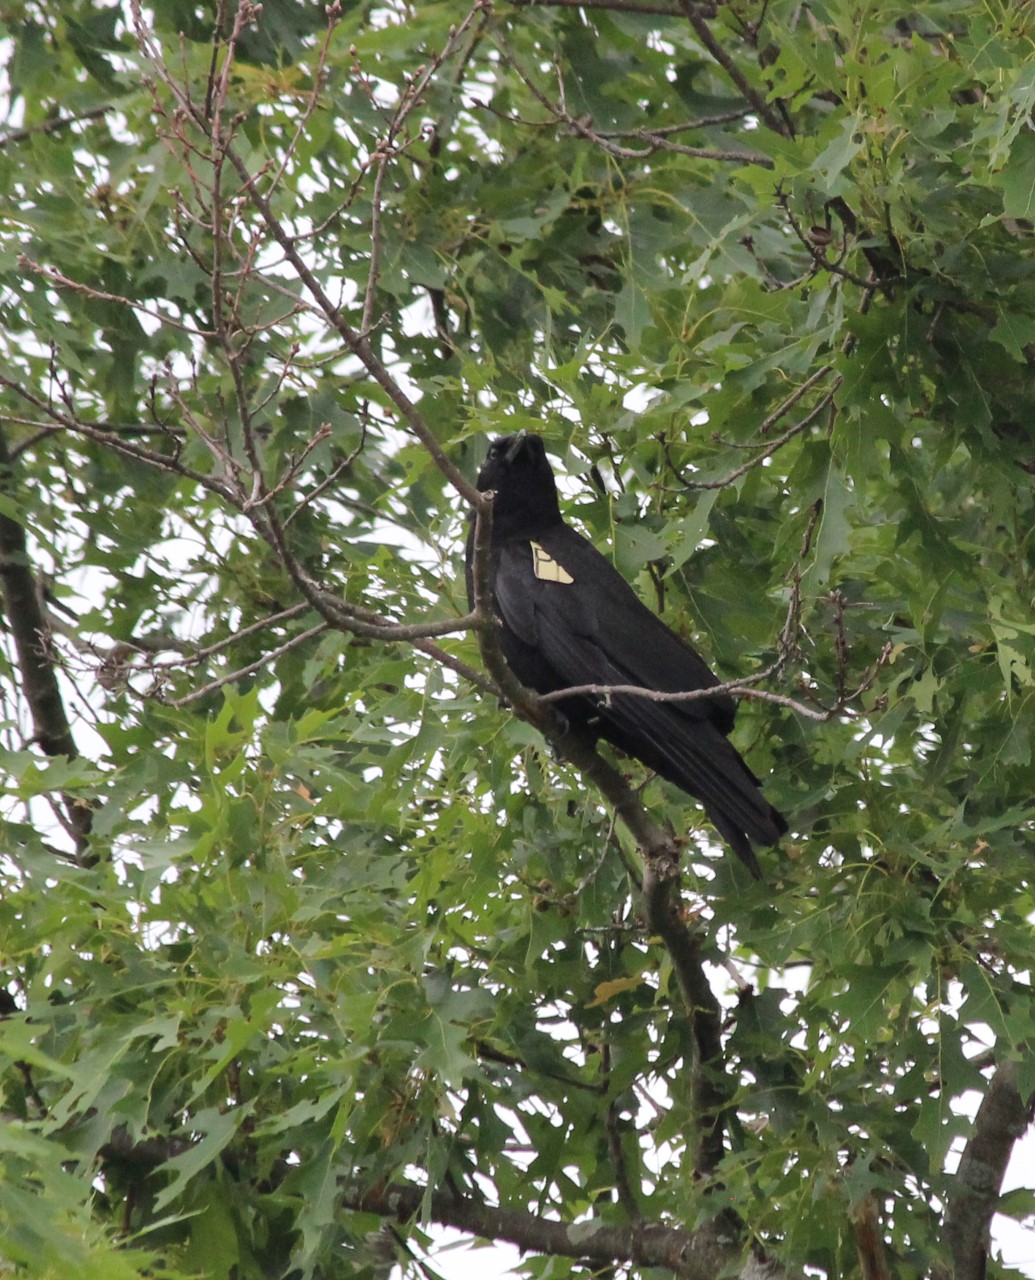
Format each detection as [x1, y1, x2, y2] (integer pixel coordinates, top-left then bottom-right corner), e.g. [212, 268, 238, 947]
[529, 541, 574, 584]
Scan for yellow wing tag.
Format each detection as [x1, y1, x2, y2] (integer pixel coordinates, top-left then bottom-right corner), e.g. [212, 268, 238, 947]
[530, 541, 574, 584]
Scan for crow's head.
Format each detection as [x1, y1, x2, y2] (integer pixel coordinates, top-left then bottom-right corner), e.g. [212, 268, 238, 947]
[475, 432, 562, 537]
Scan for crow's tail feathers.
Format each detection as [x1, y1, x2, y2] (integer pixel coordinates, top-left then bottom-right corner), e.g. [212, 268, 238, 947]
[594, 688, 786, 880]
[662, 727, 786, 881]
[708, 813, 764, 880]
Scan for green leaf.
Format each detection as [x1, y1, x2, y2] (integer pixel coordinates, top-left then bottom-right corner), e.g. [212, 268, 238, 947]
[992, 127, 1035, 219]
[154, 1106, 254, 1212]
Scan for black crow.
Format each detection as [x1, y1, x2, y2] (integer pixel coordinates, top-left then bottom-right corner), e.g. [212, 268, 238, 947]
[466, 431, 787, 877]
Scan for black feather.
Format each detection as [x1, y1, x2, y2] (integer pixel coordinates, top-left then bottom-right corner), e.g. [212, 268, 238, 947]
[465, 431, 787, 879]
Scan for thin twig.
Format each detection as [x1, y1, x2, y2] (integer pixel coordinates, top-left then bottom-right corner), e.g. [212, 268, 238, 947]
[132, 603, 314, 670]
[535, 659, 886, 722]
[18, 257, 214, 338]
[0, 105, 112, 150]
[777, 188, 881, 288]
[266, 2, 342, 194]
[243, 425, 333, 512]
[6, 419, 189, 461]
[284, 418, 367, 526]
[362, 142, 392, 336]
[678, 0, 792, 138]
[603, 1042, 642, 1219]
[567, 113, 773, 167]
[597, 110, 752, 137]
[759, 363, 836, 436]
[490, 28, 771, 168]
[165, 622, 329, 706]
[510, 0, 688, 13]
[684, 383, 839, 490]
[0, 370, 235, 503]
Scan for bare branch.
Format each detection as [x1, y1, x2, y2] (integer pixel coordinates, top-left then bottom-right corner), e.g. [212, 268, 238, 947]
[539, 675, 839, 722]
[7, 419, 189, 464]
[489, 29, 772, 168]
[340, 1179, 789, 1280]
[360, 5, 486, 333]
[0, 370, 236, 503]
[678, 0, 792, 138]
[310, 604, 482, 643]
[510, 0, 689, 14]
[362, 141, 393, 337]
[684, 384, 839, 491]
[757, 364, 838, 437]
[0, 105, 112, 150]
[165, 622, 330, 707]
[265, 2, 342, 194]
[598, 110, 754, 137]
[284, 418, 368, 526]
[19, 256, 215, 339]
[241, 423, 332, 514]
[566, 112, 773, 168]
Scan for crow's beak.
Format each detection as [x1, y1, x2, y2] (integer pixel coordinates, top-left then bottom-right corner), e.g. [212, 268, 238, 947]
[504, 431, 528, 464]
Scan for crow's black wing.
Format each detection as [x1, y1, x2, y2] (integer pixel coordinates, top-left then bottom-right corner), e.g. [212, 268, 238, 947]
[492, 525, 783, 871]
[533, 525, 736, 719]
[492, 523, 734, 722]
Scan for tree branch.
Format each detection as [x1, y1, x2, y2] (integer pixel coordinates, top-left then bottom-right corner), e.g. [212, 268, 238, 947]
[0, 105, 112, 150]
[851, 1193, 891, 1280]
[164, 622, 330, 707]
[678, 1, 792, 138]
[510, 0, 689, 15]
[0, 426, 92, 862]
[538, 676, 838, 721]
[340, 1179, 787, 1280]
[100, 1116, 795, 1280]
[489, 27, 772, 169]
[642, 864, 730, 1178]
[944, 1060, 1033, 1280]
[683, 384, 839, 491]
[0, 370, 236, 504]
